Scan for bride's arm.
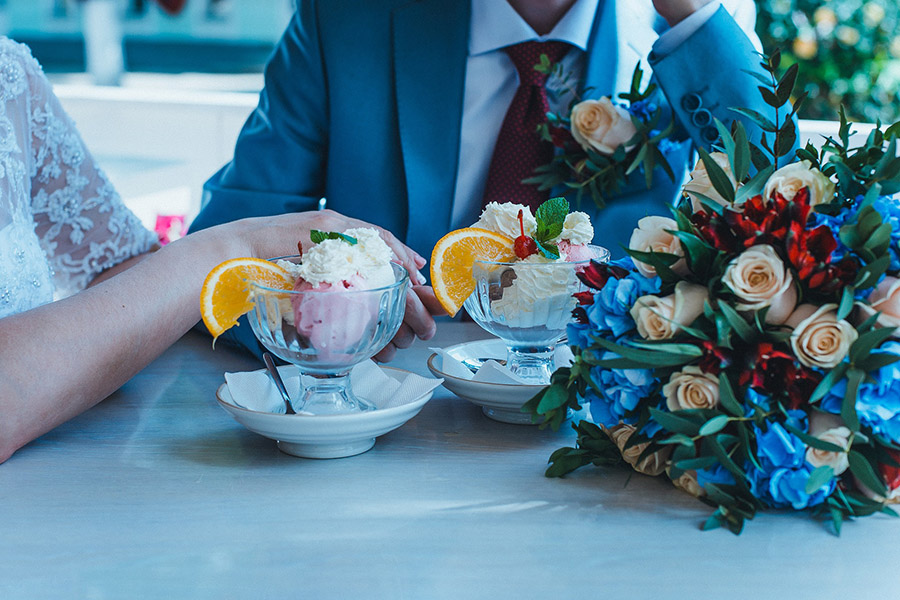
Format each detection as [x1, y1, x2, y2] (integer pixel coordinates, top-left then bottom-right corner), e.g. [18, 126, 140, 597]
[0, 210, 431, 463]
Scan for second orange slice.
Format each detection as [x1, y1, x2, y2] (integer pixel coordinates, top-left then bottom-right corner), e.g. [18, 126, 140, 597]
[430, 227, 515, 317]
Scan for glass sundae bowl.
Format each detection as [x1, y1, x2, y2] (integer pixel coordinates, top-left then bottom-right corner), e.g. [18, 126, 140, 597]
[248, 258, 409, 415]
[463, 246, 610, 385]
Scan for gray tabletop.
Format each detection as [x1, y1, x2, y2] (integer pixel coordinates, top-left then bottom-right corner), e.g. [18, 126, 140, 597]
[2, 322, 898, 599]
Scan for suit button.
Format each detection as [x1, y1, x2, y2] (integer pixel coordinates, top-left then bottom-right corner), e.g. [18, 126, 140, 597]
[681, 93, 702, 112]
[702, 126, 719, 144]
[692, 108, 712, 127]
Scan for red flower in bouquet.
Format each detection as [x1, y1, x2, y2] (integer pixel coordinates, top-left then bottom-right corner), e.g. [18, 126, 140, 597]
[697, 341, 733, 375]
[881, 449, 900, 493]
[739, 342, 822, 409]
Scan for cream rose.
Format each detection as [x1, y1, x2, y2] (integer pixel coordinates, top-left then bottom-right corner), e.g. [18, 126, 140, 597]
[682, 152, 736, 212]
[721, 244, 797, 325]
[806, 412, 850, 475]
[668, 468, 706, 498]
[630, 282, 708, 341]
[786, 303, 858, 369]
[857, 276, 900, 336]
[763, 160, 835, 206]
[628, 216, 686, 278]
[569, 98, 637, 155]
[662, 365, 720, 411]
[606, 424, 671, 477]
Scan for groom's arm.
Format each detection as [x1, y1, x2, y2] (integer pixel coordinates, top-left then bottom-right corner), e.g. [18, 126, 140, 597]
[648, 2, 779, 152]
[190, 1, 328, 234]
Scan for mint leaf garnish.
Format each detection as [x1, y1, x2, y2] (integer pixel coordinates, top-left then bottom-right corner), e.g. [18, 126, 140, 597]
[534, 197, 569, 242]
[534, 239, 560, 260]
[310, 230, 358, 245]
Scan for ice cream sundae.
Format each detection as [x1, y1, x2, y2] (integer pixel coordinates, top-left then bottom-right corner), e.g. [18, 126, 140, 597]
[471, 200, 599, 329]
[430, 197, 607, 384]
[271, 228, 398, 356]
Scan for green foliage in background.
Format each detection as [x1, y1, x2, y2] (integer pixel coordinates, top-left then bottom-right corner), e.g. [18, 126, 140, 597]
[756, 0, 900, 123]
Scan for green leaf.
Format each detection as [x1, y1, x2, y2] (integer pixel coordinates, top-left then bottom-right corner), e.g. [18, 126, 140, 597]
[783, 421, 846, 453]
[730, 107, 777, 132]
[837, 287, 855, 321]
[534, 197, 569, 241]
[649, 408, 702, 436]
[848, 450, 888, 496]
[657, 433, 696, 447]
[805, 465, 835, 495]
[776, 63, 799, 106]
[310, 230, 358, 245]
[717, 373, 743, 417]
[856, 351, 900, 372]
[534, 239, 560, 260]
[717, 301, 755, 343]
[536, 384, 568, 414]
[850, 326, 898, 363]
[699, 415, 731, 436]
[810, 362, 849, 403]
[675, 456, 719, 470]
[842, 368, 864, 432]
[698, 148, 736, 204]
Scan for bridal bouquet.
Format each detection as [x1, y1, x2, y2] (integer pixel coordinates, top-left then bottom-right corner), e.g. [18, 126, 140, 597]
[527, 53, 900, 534]
[526, 61, 678, 209]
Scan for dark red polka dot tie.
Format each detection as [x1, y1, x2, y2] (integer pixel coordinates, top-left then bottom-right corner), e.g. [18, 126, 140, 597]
[482, 40, 572, 211]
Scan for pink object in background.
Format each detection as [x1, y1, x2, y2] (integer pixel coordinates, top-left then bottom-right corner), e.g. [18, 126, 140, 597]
[154, 215, 187, 245]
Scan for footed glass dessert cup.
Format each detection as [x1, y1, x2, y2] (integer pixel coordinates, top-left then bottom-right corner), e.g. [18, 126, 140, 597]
[463, 246, 610, 385]
[248, 258, 409, 415]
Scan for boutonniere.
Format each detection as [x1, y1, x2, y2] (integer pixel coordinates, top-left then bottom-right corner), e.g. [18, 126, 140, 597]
[526, 59, 677, 210]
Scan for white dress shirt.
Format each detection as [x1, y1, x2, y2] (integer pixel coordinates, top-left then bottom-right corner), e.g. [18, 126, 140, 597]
[450, 0, 720, 228]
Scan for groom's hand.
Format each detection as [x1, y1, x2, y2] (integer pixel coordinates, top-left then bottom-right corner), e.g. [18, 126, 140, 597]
[652, 0, 713, 26]
[375, 285, 446, 363]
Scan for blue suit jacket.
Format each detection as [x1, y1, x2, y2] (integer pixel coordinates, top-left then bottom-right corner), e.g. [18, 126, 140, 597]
[190, 0, 770, 355]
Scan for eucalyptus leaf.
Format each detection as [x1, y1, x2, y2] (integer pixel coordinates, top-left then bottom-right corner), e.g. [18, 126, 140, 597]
[848, 450, 888, 496]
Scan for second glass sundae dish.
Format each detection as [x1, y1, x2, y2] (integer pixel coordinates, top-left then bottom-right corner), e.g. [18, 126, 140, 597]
[432, 198, 609, 385]
[246, 228, 409, 415]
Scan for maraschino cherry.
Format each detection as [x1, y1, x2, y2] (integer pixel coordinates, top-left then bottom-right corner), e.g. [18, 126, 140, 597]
[513, 209, 537, 259]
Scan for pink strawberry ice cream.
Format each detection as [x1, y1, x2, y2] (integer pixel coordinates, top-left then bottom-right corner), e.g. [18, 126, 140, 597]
[277, 228, 397, 360]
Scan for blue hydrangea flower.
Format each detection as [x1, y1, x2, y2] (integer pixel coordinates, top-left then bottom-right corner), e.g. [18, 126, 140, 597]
[820, 341, 900, 444]
[872, 196, 900, 272]
[566, 320, 594, 350]
[586, 358, 656, 428]
[746, 421, 834, 509]
[626, 100, 657, 123]
[696, 462, 736, 490]
[584, 263, 659, 338]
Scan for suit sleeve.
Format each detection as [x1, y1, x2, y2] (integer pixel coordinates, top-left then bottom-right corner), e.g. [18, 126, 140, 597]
[648, 3, 780, 153]
[189, 0, 329, 233]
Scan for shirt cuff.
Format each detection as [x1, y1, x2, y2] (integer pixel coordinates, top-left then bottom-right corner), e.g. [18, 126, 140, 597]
[652, 2, 721, 57]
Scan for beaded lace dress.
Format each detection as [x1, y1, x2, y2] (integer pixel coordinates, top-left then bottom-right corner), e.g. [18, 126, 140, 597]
[0, 39, 157, 319]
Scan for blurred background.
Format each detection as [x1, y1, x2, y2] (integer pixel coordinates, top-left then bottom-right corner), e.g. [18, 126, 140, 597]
[2, 0, 897, 242]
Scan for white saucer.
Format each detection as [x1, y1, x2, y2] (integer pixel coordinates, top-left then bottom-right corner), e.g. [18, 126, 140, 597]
[426, 339, 571, 425]
[216, 366, 432, 459]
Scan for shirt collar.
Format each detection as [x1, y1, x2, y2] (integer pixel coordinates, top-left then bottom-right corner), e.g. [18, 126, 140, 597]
[468, 0, 600, 56]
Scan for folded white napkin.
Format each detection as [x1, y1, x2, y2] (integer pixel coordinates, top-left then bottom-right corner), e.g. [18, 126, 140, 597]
[224, 360, 443, 414]
[430, 344, 574, 385]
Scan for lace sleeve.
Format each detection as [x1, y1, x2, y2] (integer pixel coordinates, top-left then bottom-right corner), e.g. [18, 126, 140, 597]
[22, 46, 158, 298]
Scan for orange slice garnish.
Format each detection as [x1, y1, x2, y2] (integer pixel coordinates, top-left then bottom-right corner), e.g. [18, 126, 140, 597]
[200, 257, 293, 341]
[430, 227, 515, 317]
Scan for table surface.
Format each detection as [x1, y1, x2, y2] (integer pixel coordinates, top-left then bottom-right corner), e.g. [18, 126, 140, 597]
[2, 321, 898, 599]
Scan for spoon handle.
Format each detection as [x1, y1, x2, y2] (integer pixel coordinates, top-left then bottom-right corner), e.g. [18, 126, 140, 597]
[263, 352, 296, 415]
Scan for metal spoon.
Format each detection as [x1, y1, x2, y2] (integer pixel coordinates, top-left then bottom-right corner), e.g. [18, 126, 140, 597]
[263, 352, 295, 415]
[460, 357, 507, 373]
